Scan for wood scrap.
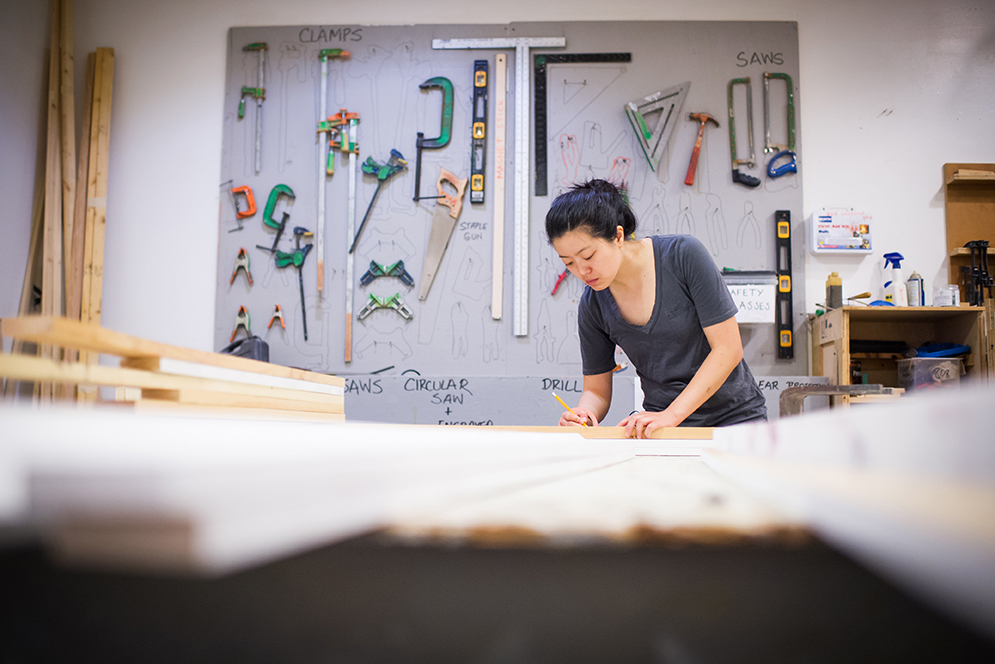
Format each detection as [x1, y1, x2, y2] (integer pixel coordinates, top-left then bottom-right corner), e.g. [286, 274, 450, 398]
[41, 0, 65, 401]
[1, 316, 344, 388]
[68, 52, 95, 325]
[0, 353, 344, 413]
[80, 47, 114, 367]
[59, 0, 75, 289]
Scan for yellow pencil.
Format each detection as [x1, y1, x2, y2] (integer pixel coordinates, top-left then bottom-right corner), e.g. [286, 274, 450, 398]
[552, 392, 588, 426]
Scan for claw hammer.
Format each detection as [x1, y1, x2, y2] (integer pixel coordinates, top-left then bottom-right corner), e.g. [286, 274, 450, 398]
[684, 112, 719, 186]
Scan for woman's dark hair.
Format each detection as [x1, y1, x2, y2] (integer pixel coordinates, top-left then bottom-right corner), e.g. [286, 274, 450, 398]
[545, 179, 636, 243]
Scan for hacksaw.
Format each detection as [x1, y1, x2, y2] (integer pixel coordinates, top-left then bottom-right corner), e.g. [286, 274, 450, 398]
[419, 168, 468, 302]
[623, 81, 690, 182]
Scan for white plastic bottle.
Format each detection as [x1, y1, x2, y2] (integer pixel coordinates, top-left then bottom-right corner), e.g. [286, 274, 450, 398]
[906, 270, 924, 307]
[883, 252, 908, 307]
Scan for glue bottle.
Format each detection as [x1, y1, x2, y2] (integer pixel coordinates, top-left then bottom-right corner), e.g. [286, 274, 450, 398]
[883, 252, 908, 306]
[906, 270, 924, 307]
[825, 272, 843, 309]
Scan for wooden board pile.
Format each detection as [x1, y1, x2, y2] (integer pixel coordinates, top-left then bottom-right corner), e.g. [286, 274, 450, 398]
[0, 316, 344, 421]
[10, 0, 114, 402]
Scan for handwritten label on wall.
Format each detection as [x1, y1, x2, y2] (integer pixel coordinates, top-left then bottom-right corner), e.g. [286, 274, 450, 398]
[726, 283, 776, 324]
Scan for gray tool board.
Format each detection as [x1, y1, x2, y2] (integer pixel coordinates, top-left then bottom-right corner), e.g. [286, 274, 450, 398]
[215, 21, 805, 412]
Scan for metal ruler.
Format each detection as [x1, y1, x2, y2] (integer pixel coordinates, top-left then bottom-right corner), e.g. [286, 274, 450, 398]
[775, 209, 793, 359]
[317, 54, 329, 295]
[433, 37, 565, 337]
[344, 117, 359, 363]
[533, 52, 631, 197]
[491, 54, 507, 320]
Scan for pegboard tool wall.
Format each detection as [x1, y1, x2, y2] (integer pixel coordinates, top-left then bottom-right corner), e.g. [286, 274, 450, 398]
[215, 21, 803, 378]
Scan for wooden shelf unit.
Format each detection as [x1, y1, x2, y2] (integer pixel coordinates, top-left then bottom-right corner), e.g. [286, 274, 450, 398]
[943, 163, 995, 299]
[813, 306, 988, 401]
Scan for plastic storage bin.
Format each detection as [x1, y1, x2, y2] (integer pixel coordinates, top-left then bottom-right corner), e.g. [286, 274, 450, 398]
[896, 357, 964, 390]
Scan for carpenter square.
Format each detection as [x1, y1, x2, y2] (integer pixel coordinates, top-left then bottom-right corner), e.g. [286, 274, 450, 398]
[624, 81, 690, 182]
[533, 52, 632, 196]
[419, 168, 468, 302]
[433, 36, 567, 336]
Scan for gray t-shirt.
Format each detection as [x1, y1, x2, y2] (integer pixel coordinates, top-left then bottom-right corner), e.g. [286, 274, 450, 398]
[578, 234, 767, 427]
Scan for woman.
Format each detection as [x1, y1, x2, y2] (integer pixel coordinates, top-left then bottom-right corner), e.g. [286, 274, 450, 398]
[546, 179, 766, 438]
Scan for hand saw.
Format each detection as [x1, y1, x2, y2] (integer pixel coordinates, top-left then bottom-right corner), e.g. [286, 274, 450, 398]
[418, 168, 468, 301]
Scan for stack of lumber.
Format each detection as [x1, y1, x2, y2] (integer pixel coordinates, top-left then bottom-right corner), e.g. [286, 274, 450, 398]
[11, 0, 114, 402]
[0, 316, 344, 421]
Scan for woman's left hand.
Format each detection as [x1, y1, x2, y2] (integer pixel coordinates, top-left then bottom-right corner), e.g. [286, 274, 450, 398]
[618, 410, 682, 439]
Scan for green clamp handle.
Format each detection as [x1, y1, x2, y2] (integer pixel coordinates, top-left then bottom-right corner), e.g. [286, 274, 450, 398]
[416, 77, 453, 150]
[263, 184, 295, 229]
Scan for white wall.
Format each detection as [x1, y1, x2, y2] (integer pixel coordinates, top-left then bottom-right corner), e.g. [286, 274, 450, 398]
[2, 0, 993, 353]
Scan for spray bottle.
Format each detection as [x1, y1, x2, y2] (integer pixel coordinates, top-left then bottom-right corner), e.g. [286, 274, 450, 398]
[883, 252, 909, 306]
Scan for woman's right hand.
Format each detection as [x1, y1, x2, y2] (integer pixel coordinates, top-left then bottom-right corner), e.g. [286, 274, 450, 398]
[558, 408, 598, 427]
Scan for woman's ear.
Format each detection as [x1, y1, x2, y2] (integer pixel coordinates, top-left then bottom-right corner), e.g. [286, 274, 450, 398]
[615, 225, 625, 245]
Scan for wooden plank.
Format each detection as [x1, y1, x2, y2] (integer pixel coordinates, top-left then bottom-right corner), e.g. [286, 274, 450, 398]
[1, 317, 344, 388]
[121, 356, 343, 396]
[67, 52, 95, 324]
[141, 390, 342, 415]
[9, 411, 630, 573]
[80, 47, 114, 344]
[484, 424, 713, 440]
[58, 0, 76, 288]
[4, 159, 47, 398]
[121, 399, 346, 423]
[0, 353, 343, 410]
[41, 0, 65, 401]
[384, 457, 807, 547]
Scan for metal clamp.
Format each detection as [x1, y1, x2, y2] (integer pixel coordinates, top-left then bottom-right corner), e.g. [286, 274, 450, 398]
[357, 293, 414, 321]
[779, 384, 900, 418]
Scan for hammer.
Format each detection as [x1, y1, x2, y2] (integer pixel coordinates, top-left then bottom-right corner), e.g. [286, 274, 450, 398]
[684, 112, 720, 186]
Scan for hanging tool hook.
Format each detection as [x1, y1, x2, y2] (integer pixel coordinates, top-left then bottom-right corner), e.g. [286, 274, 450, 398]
[413, 76, 454, 202]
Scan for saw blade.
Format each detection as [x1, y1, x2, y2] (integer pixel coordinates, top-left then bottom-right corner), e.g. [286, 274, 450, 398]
[418, 168, 468, 301]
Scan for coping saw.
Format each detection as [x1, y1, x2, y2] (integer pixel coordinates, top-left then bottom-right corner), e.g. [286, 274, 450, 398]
[419, 168, 468, 301]
[413, 76, 453, 202]
[624, 81, 690, 182]
[239, 42, 267, 174]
